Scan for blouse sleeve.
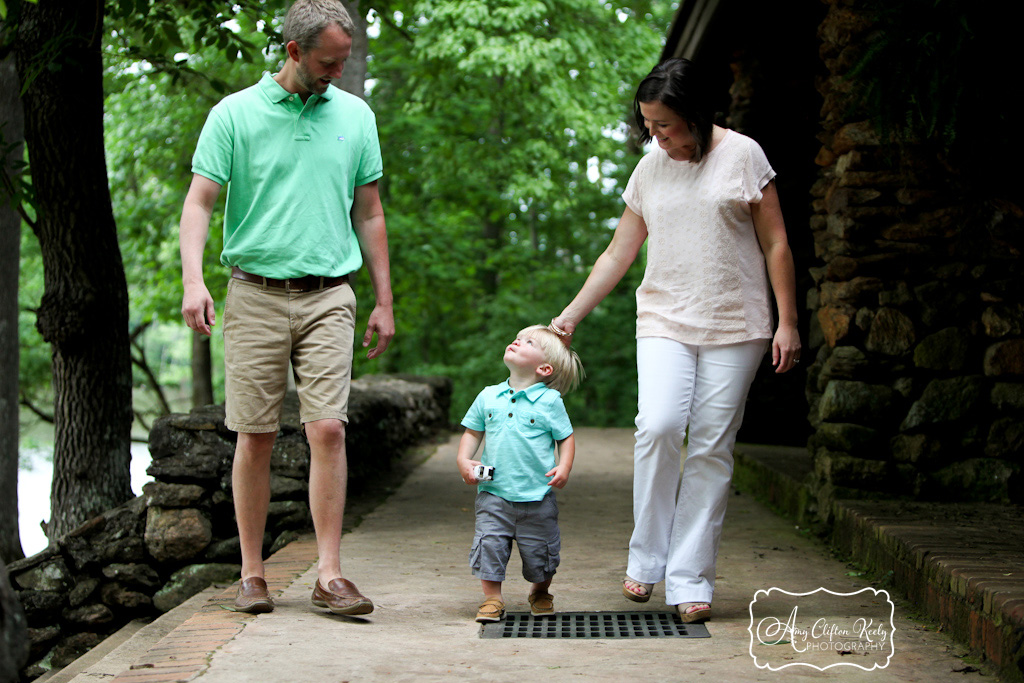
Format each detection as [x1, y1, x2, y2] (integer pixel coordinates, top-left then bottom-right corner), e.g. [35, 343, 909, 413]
[621, 157, 644, 216]
[741, 137, 777, 204]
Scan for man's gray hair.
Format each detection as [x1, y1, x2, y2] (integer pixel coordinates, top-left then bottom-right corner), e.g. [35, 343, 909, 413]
[283, 0, 355, 52]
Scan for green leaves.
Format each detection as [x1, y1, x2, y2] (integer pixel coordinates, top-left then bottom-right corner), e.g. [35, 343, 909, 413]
[15, 0, 676, 428]
[363, 0, 672, 423]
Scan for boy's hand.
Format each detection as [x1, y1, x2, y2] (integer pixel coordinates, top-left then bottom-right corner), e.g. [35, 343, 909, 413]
[458, 459, 483, 485]
[456, 428, 485, 485]
[545, 464, 571, 489]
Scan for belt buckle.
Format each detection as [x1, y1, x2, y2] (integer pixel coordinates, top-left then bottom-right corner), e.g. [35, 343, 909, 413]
[287, 276, 316, 293]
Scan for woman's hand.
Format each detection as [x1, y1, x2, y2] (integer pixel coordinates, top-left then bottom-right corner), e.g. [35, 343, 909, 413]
[772, 323, 801, 373]
[549, 317, 576, 348]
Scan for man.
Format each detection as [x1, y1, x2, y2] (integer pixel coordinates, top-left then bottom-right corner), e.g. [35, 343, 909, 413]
[179, 0, 393, 616]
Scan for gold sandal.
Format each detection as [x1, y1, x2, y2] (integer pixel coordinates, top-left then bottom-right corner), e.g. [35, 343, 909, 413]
[677, 602, 712, 623]
[622, 577, 653, 603]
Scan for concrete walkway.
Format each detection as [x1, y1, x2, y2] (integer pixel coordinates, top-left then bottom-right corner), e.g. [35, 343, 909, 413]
[54, 429, 994, 682]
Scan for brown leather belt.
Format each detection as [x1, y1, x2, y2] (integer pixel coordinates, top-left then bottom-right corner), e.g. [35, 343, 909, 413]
[231, 266, 349, 292]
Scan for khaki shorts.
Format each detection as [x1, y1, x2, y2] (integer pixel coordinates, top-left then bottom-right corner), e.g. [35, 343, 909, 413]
[223, 277, 356, 433]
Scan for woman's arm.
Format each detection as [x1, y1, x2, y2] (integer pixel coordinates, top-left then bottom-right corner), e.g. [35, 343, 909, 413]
[553, 207, 648, 336]
[752, 180, 801, 373]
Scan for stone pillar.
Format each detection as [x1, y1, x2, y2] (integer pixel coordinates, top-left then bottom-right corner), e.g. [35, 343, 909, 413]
[806, 0, 1023, 514]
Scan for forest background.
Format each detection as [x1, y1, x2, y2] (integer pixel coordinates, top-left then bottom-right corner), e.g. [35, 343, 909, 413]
[3, 0, 677, 560]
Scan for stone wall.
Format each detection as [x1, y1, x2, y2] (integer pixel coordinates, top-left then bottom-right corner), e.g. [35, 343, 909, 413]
[6, 374, 450, 681]
[806, 0, 1023, 513]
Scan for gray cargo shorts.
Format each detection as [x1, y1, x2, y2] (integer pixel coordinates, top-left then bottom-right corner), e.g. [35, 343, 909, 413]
[469, 490, 560, 583]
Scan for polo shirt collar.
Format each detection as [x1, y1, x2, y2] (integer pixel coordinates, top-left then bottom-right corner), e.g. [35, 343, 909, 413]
[494, 380, 548, 403]
[258, 72, 335, 104]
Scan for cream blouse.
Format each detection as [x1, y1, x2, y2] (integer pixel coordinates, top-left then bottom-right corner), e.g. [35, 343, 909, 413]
[622, 129, 776, 345]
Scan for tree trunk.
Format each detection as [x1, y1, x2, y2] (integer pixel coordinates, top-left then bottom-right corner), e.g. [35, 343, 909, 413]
[0, 52, 25, 564]
[15, 0, 133, 541]
[338, 0, 367, 98]
[1, 560, 29, 682]
[191, 331, 214, 407]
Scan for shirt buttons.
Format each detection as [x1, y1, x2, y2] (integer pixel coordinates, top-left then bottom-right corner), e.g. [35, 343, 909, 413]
[508, 413, 513, 418]
[511, 398, 516, 403]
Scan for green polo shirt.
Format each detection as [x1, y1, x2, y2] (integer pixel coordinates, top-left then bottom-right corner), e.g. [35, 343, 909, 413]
[461, 380, 574, 502]
[192, 73, 383, 279]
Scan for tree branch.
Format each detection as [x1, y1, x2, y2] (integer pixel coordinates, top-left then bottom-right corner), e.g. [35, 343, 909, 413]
[373, 4, 413, 43]
[19, 391, 53, 423]
[132, 408, 151, 435]
[129, 322, 172, 417]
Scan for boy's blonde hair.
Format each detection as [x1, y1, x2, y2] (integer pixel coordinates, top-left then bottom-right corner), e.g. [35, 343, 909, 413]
[517, 325, 585, 396]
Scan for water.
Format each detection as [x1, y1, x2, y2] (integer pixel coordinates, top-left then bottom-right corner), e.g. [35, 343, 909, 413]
[17, 444, 153, 557]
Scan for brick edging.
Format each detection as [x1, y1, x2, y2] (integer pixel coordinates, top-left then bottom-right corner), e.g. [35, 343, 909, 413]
[109, 536, 318, 683]
[830, 502, 1024, 683]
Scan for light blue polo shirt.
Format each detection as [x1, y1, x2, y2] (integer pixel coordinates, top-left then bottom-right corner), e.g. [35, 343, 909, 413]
[461, 380, 574, 502]
[192, 73, 383, 279]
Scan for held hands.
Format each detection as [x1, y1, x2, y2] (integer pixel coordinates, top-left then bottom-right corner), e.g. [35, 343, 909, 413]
[772, 323, 802, 374]
[181, 283, 216, 336]
[363, 303, 395, 359]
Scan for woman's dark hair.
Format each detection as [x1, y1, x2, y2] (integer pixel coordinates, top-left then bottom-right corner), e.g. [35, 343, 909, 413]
[634, 58, 716, 162]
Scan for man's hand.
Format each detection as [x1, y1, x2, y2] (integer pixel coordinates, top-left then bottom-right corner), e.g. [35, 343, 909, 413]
[179, 174, 222, 337]
[182, 282, 216, 336]
[362, 303, 394, 359]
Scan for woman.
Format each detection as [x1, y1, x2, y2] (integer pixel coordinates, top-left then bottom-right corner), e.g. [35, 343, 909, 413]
[551, 58, 800, 623]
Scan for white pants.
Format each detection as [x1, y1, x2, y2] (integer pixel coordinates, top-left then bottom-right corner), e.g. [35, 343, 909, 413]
[626, 337, 767, 605]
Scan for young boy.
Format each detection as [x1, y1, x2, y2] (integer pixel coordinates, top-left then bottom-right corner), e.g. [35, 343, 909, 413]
[457, 325, 584, 623]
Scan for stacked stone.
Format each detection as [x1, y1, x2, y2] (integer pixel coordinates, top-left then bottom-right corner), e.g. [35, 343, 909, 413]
[7, 375, 450, 680]
[806, 0, 1023, 513]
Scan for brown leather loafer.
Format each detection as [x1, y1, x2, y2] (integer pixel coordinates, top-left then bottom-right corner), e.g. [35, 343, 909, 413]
[311, 578, 374, 616]
[234, 577, 274, 613]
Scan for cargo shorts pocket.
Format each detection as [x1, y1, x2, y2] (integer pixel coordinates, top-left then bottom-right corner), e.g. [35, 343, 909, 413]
[468, 533, 483, 572]
[545, 538, 562, 575]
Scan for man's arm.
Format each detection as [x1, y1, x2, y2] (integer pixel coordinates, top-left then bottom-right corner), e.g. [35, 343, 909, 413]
[351, 180, 394, 359]
[180, 174, 223, 336]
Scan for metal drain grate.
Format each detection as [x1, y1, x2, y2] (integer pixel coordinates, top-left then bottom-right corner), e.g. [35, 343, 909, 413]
[479, 611, 710, 639]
